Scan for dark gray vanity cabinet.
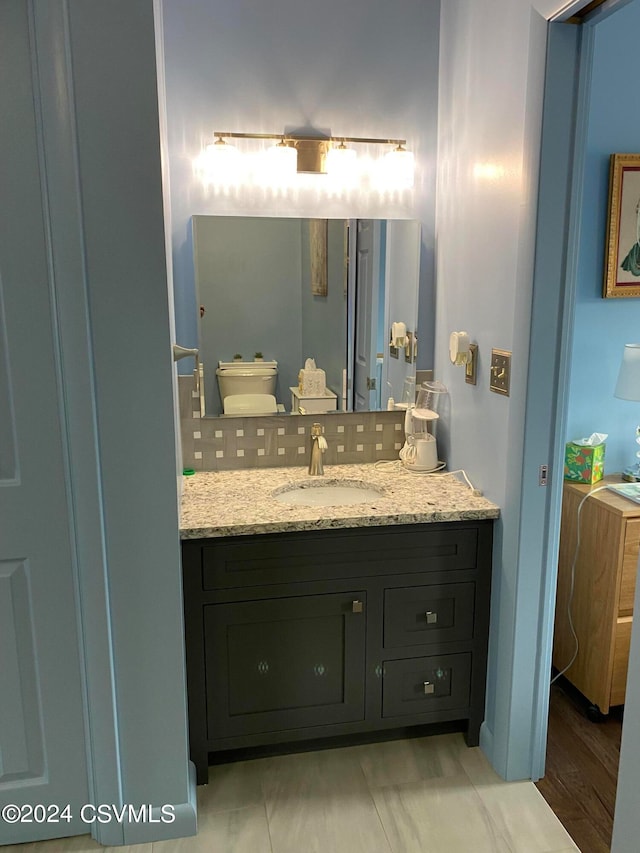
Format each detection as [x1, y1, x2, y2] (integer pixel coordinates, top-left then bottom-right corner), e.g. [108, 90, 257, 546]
[181, 521, 493, 785]
[204, 592, 367, 738]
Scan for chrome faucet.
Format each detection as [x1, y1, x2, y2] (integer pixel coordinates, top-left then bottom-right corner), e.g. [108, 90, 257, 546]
[308, 422, 328, 476]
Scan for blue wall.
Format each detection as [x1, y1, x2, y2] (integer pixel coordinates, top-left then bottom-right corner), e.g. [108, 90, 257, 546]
[567, 0, 640, 475]
[161, 0, 440, 373]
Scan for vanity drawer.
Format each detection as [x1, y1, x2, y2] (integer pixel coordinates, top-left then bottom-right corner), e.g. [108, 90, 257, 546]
[382, 653, 471, 718]
[384, 582, 475, 648]
[199, 525, 480, 591]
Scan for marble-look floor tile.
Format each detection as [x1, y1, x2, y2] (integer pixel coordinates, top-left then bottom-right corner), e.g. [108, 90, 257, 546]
[371, 773, 511, 853]
[153, 805, 271, 853]
[261, 747, 392, 853]
[1, 837, 152, 853]
[197, 757, 267, 814]
[458, 748, 579, 852]
[472, 785, 579, 853]
[544, 849, 582, 853]
[352, 732, 469, 788]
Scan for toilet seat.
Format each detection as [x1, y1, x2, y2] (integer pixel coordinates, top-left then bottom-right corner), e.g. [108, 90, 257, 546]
[223, 393, 278, 415]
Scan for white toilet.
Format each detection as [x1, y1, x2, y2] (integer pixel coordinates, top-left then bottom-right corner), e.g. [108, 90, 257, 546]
[216, 360, 278, 414]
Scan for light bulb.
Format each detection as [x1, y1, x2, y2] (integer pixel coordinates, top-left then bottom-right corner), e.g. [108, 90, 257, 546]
[263, 142, 297, 186]
[201, 137, 241, 185]
[377, 145, 414, 190]
[326, 143, 357, 185]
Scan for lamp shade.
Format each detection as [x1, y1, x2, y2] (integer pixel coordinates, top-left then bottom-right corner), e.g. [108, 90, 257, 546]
[382, 146, 414, 189]
[265, 142, 297, 181]
[203, 139, 241, 184]
[326, 144, 357, 182]
[614, 344, 640, 401]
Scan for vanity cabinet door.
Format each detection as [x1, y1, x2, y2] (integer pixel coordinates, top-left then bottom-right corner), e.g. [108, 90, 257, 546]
[204, 592, 366, 740]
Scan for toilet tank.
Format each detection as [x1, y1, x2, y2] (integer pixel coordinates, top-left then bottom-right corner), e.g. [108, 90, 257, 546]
[216, 360, 278, 402]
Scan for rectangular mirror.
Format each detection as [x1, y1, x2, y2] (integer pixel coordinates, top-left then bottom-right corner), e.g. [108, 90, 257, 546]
[192, 215, 420, 416]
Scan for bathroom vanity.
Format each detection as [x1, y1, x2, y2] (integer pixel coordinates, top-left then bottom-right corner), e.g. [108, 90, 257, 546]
[180, 464, 499, 784]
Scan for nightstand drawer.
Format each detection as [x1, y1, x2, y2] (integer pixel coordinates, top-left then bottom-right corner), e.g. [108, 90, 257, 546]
[382, 653, 471, 718]
[620, 519, 640, 616]
[384, 583, 475, 648]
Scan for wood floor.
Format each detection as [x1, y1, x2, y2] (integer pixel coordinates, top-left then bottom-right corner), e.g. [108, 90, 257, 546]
[536, 677, 623, 853]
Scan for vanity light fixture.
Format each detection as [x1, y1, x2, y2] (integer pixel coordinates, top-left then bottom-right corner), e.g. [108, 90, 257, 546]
[203, 130, 414, 187]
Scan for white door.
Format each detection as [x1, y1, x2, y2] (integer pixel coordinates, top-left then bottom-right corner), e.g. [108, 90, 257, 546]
[353, 220, 381, 410]
[0, 1, 89, 843]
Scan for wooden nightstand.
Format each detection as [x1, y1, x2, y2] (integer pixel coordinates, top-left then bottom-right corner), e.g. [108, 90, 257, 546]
[553, 475, 640, 715]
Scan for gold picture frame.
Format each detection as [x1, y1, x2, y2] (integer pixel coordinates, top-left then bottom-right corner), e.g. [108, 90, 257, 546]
[604, 153, 640, 298]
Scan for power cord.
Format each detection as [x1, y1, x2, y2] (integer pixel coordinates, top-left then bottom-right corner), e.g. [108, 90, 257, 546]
[551, 484, 610, 685]
[374, 459, 482, 494]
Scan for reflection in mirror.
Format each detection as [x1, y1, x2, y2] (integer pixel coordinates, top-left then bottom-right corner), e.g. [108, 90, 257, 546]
[192, 216, 420, 416]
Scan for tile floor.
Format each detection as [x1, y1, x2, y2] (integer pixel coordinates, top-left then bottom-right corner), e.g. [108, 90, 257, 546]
[4, 733, 579, 853]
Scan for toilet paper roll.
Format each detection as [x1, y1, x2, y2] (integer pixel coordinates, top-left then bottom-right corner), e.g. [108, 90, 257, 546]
[449, 331, 470, 365]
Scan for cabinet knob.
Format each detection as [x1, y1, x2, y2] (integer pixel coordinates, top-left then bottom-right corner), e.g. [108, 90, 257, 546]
[423, 681, 435, 695]
[352, 600, 364, 613]
[425, 610, 438, 624]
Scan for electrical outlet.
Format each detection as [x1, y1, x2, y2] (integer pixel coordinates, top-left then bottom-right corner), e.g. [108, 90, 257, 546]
[490, 348, 511, 395]
[465, 344, 478, 385]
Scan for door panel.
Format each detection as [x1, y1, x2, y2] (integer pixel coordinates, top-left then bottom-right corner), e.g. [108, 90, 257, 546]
[0, 561, 44, 781]
[0, 0, 88, 842]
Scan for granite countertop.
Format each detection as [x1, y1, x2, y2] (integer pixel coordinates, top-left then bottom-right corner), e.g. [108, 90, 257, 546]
[179, 462, 500, 539]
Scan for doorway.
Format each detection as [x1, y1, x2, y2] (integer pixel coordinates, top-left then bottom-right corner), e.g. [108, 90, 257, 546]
[529, 1, 640, 848]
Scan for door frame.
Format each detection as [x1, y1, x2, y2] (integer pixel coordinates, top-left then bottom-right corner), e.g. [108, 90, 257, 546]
[526, 19, 593, 781]
[529, 0, 639, 804]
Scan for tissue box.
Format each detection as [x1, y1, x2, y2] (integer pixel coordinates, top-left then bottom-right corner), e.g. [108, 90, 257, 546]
[564, 441, 606, 484]
[298, 367, 326, 397]
[290, 386, 337, 414]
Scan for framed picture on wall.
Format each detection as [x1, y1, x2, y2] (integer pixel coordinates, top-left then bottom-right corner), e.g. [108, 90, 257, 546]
[604, 153, 640, 298]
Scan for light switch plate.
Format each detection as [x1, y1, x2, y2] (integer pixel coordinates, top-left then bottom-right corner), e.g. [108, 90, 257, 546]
[490, 348, 511, 395]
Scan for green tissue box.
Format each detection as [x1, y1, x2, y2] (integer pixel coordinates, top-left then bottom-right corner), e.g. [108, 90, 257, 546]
[564, 441, 605, 484]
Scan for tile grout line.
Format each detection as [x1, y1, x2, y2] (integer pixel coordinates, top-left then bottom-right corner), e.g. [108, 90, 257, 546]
[455, 758, 517, 852]
[261, 798, 275, 853]
[354, 749, 398, 853]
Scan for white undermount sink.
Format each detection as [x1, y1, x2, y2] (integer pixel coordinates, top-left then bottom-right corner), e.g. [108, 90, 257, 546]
[272, 479, 384, 507]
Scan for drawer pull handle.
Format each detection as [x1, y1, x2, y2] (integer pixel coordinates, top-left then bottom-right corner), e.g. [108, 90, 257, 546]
[425, 611, 438, 624]
[423, 681, 435, 695]
[352, 600, 364, 613]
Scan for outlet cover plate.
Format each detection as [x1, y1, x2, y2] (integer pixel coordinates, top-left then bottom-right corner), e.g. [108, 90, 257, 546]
[490, 348, 511, 396]
[465, 344, 478, 385]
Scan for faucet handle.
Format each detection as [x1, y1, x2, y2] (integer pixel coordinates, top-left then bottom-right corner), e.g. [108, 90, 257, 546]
[311, 422, 324, 437]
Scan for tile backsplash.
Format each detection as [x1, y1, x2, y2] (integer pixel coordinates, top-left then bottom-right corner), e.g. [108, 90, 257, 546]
[178, 376, 406, 472]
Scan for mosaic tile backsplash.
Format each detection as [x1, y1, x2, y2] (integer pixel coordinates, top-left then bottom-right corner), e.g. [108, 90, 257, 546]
[178, 376, 407, 472]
